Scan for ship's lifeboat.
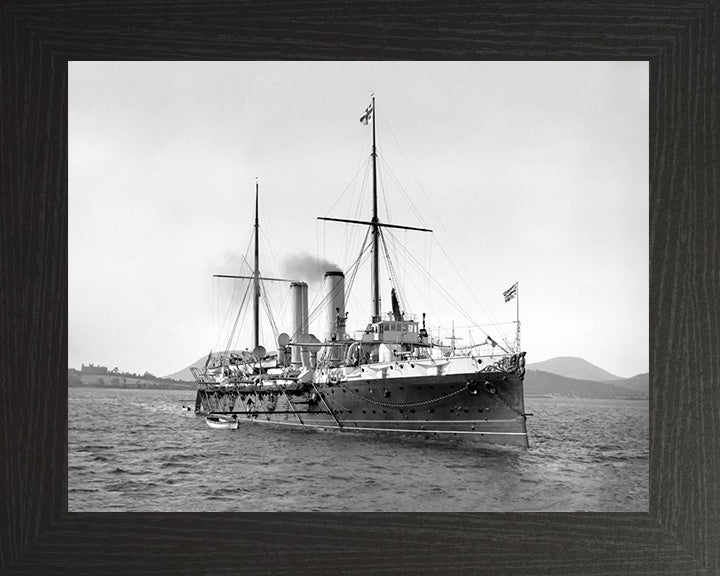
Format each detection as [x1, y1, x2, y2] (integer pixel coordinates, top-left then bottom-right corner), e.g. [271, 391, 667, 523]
[205, 414, 239, 430]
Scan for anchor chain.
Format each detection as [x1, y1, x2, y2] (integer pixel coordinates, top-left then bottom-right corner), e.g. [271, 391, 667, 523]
[484, 382, 527, 418]
[341, 385, 466, 409]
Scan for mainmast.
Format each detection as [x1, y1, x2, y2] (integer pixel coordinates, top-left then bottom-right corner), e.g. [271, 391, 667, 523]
[317, 96, 432, 325]
[253, 179, 260, 348]
[370, 95, 381, 322]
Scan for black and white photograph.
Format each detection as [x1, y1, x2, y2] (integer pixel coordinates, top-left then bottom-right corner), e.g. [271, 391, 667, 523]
[68, 61, 648, 512]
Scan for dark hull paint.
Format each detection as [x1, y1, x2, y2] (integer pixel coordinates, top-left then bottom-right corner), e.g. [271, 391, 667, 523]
[196, 371, 528, 448]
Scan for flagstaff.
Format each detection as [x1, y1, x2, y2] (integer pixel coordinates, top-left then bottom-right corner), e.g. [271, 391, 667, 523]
[503, 281, 520, 352]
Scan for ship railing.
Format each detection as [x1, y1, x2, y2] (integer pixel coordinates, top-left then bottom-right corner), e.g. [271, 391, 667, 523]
[190, 367, 218, 384]
[427, 323, 519, 354]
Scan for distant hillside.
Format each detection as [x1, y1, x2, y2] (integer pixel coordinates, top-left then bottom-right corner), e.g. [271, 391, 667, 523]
[68, 369, 196, 390]
[163, 353, 211, 382]
[524, 369, 645, 399]
[526, 356, 620, 381]
[609, 372, 649, 395]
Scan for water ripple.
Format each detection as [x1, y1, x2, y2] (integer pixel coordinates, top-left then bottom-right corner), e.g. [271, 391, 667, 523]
[69, 388, 648, 512]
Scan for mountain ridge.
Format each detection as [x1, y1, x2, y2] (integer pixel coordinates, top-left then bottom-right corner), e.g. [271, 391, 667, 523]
[526, 356, 622, 381]
[524, 369, 646, 399]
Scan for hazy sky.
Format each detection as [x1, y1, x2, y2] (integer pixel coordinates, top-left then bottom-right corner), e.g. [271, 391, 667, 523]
[69, 61, 648, 378]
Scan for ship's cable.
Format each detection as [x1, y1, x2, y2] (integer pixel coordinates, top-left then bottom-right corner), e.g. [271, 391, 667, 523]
[381, 115, 507, 343]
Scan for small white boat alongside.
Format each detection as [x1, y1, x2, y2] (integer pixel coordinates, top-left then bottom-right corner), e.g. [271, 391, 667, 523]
[205, 414, 239, 430]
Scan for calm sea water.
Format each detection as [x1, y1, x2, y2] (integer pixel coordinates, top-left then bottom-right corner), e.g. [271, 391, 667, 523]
[68, 388, 648, 512]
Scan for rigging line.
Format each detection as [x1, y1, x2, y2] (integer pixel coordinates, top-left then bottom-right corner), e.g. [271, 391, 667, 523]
[356, 157, 372, 216]
[223, 229, 254, 277]
[343, 240, 373, 310]
[258, 200, 283, 275]
[321, 122, 370, 226]
[274, 286, 291, 329]
[313, 220, 324, 280]
[382, 229, 442, 324]
[215, 235, 253, 347]
[216, 274, 243, 351]
[263, 279, 288, 334]
[307, 277, 324, 322]
[323, 155, 371, 218]
[343, 224, 371, 275]
[226, 280, 251, 354]
[378, 115, 432, 228]
[212, 277, 216, 349]
[300, 237, 372, 339]
[379, 228, 406, 314]
[381, 112, 504, 329]
[239, 255, 256, 278]
[303, 278, 333, 338]
[383, 224, 412, 307]
[332, 154, 371, 273]
[305, 246, 369, 333]
[223, 279, 253, 356]
[344, 159, 372, 268]
[393, 240, 477, 330]
[377, 156, 393, 225]
[388, 234, 502, 346]
[234, 290, 253, 352]
[259, 280, 280, 342]
[219, 232, 250, 275]
[377, 156, 429, 230]
[400, 229, 408, 297]
[344, 227, 371, 290]
[425, 236, 433, 310]
[258, 227, 283, 279]
[430, 235, 505, 337]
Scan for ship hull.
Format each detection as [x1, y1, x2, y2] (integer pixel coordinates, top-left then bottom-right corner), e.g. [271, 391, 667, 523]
[195, 370, 528, 448]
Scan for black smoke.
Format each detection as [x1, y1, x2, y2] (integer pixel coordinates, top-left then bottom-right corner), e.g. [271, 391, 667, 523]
[282, 252, 341, 284]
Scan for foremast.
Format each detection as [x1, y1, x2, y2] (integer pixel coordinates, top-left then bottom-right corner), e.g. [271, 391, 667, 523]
[213, 180, 296, 354]
[253, 180, 260, 348]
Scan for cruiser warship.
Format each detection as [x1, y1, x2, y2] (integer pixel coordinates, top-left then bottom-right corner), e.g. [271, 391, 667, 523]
[193, 98, 529, 448]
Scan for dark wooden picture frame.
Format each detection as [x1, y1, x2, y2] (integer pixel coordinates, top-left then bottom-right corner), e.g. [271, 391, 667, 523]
[1, 1, 718, 574]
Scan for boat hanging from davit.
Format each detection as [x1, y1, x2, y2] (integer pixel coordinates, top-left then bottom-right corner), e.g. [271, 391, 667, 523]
[193, 97, 529, 448]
